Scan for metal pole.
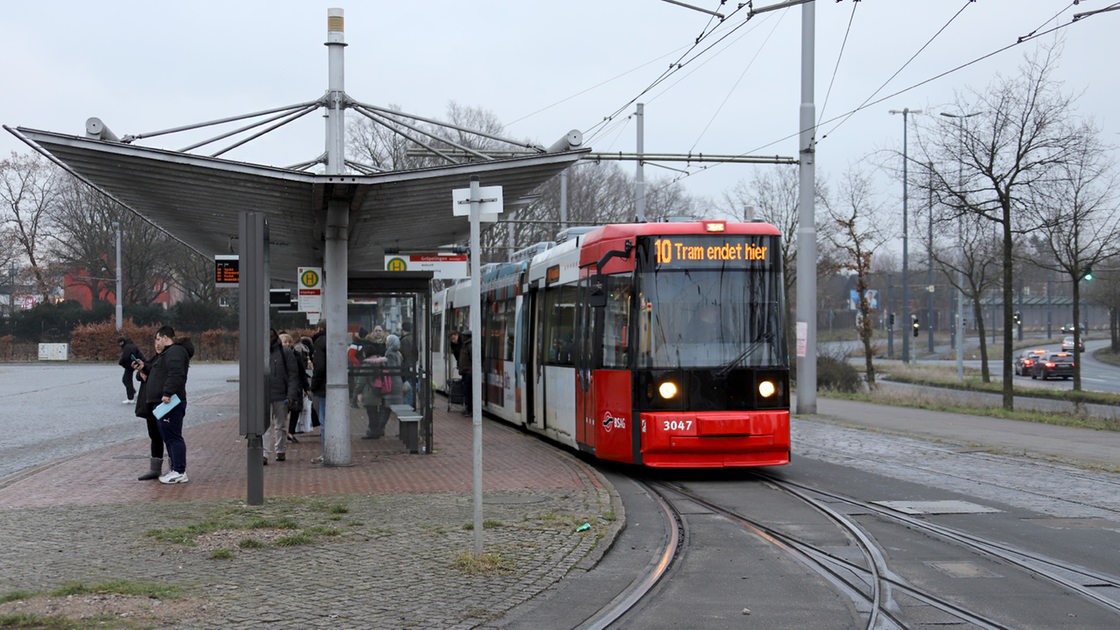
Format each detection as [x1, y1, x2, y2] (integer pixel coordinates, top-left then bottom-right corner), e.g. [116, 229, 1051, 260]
[325, 8, 346, 174]
[469, 176, 484, 555]
[795, 2, 817, 413]
[927, 162, 934, 353]
[889, 107, 922, 362]
[238, 212, 269, 506]
[559, 170, 569, 231]
[114, 221, 122, 332]
[323, 8, 352, 465]
[886, 273, 894, 358]
[940, 110, 979, 380]
[1046, 272, 1052, 338]
[635, 103, 646, 222]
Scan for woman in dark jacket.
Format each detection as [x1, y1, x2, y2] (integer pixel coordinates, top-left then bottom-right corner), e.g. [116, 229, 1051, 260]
[136, 325, 193, 484]
[133, 375, 164, 481]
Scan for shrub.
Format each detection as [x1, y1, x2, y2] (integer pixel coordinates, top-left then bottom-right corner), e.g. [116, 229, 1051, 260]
[816, 348, 863, 393]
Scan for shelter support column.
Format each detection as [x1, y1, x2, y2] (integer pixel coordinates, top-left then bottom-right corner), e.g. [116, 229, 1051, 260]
[324, 198, 351, 465]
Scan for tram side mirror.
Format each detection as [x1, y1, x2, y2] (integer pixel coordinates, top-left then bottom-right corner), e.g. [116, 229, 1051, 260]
[588, 273, 607, 308]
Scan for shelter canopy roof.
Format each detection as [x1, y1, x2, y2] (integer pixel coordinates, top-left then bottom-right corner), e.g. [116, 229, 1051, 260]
[14, 127, 587, 285]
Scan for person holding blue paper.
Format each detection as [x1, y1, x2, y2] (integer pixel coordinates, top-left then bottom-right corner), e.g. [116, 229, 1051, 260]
[136, 325, 193, 484]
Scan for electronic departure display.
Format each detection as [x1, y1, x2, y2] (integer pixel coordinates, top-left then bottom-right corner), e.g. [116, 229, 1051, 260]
[649, 236, 773, 269]
[214, 255, 240, 287]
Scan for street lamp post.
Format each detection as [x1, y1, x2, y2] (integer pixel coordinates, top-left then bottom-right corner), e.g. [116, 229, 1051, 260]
[889, 108, 922, 363]
[114, 221, 122, 332]
[939, 110, 981, 381]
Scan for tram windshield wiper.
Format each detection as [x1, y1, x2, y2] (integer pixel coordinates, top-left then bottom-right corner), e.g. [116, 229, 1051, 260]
[717, 333, 770, 377]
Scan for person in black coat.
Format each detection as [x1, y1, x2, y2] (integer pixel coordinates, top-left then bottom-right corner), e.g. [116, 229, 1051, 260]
[458, 331, 473, 415]
[135, 325, 192, 484]
[309, 322, 328, 462]
[117, 336, 145, 404]
[266, 328, 300, 463]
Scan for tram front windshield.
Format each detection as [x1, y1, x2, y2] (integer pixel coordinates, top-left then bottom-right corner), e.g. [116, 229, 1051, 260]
[636, 267, 786, 369]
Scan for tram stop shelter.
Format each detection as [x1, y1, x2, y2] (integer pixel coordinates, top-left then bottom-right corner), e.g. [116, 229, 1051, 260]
[5, 8, 589, 504]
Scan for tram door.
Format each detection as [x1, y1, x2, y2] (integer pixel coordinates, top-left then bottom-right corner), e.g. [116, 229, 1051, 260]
[575, 276, 596, 449]
[528, 288, 544, 427]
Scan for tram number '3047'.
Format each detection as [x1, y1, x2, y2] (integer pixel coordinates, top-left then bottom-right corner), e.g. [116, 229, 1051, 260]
[663, 419, 693, 432]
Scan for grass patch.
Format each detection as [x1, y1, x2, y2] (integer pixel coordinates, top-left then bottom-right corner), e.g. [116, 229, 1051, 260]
[274, 533, 314, 547]
[144, 497, 359, 552]
[209, 549, 234, 560]
[50, 580, 181, 600]
[463, 519, 503, 531]
[832, 362, 1120, 433]
[0, 591, 34, 605]
[0, 612, 86, 628]
[451, 551, 514, 575]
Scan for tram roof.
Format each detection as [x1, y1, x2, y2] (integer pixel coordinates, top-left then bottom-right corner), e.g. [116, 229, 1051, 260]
[582, 220, 782, 245]
[12, 127, 588, 286]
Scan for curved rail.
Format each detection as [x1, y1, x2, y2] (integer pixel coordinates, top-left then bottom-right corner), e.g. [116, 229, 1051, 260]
[575, 479, 681, 630]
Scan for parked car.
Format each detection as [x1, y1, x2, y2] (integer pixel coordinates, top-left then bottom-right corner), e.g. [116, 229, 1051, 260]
[1061, 336, 1085, 353]
[1014, 348, 1049, 376]
[1031, 352, 1075, 380]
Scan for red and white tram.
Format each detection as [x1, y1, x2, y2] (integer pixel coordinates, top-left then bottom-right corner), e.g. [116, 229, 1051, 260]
[432, 220, 790, 468]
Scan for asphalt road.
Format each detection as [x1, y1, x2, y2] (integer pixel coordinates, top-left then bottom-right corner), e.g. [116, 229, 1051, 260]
[0, 362, 239, 481]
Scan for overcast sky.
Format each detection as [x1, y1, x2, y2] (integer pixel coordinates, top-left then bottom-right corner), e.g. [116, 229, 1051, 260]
[2, 1, 1117, 212]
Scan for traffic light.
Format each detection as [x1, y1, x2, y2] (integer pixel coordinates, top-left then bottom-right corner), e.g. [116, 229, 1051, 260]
[911, 314, 920, 337]
[1014, 311, 1022, 326]
[1082, 266, 1093, 281]
[889, 313, 895, 327]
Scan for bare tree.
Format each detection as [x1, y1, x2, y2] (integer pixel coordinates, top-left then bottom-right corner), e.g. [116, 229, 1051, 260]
[0, 152, 61, 299]
[346, 102, 702, 264]
[822, 169, 889, 387]
[47, 176, 179, 307]
[1022, 128, 1120, 389]
[921, 44, 1085, 409]
[722, 166, 841, 359]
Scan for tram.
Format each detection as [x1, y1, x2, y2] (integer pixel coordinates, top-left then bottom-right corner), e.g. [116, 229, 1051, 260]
[432, 219, 790, 468]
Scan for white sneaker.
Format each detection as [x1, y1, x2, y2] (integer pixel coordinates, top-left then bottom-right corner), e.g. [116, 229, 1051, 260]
[158, 471, 189, 484]
[122, 399, 133, 404]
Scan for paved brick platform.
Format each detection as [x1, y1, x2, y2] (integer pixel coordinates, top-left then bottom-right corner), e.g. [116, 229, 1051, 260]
[0, 392, 622, 629]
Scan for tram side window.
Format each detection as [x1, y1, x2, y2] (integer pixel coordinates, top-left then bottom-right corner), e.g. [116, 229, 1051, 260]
[601, 277, 631, 368]
[545, 285, 577, 366]
[484, 299, 510, 364]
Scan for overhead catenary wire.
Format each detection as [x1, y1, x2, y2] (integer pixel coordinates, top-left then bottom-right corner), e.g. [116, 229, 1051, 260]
[643, 3, 1100, 197]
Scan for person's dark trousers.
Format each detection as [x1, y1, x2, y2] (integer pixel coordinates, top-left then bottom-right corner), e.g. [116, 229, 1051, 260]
[461, 372, 473, 413]
[145, 415, 165, 459]
[122, 368, 136, 400]
[156, 401, 188, 474]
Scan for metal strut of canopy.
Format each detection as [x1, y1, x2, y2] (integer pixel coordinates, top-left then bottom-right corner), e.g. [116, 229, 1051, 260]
[84, 95, 579, 175]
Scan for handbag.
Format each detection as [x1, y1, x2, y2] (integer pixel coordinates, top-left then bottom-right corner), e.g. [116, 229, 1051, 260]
[375, 375, 392, 394]
[295, 395, 313, 433]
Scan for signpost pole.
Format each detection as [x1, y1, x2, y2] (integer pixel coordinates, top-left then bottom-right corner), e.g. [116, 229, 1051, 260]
[469, 176, 484, 556]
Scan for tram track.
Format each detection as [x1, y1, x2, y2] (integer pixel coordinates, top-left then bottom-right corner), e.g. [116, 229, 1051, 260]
[575, 478, 680, 630]
[651, 478, 1010, 630]
[757, 473, 1120, 619]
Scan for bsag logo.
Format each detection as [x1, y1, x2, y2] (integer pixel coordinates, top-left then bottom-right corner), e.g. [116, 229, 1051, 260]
[601, 412, 627, 433]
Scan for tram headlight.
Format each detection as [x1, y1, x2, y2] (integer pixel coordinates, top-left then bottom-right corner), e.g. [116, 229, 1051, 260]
[658, 380, 679, 400]
[758, 380, 777, 399]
